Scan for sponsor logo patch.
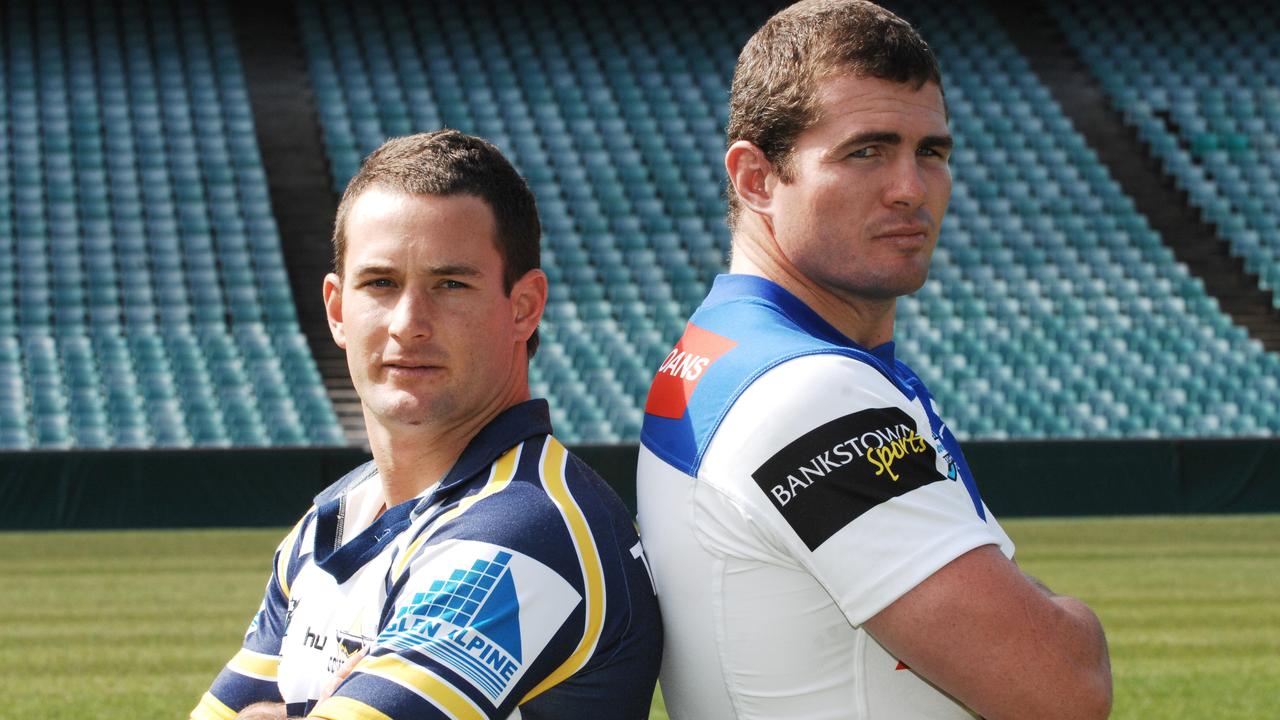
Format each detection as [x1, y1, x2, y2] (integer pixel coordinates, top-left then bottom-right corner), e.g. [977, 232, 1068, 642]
[752, 407, 940, 550]
[643, 323, 737, 419]
[379, 541, 581, 704]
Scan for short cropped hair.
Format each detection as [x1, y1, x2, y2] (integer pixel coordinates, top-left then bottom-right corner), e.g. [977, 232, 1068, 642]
[332, 130, 542, 356]
[726, 0, 943, 228]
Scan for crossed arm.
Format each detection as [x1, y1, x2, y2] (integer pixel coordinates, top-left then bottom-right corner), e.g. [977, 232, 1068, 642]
[864, 544, 1112, 720]
[233, 703, 287, 720]
[230, 650, 366, 720]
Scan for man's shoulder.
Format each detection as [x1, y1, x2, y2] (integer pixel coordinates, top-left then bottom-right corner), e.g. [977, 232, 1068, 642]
[390, 436, 656, 659]
[410, 435, 633, 560]
[641, 296, 902, 478]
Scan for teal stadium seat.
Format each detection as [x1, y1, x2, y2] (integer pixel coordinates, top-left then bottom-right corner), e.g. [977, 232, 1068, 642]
[1049, 0, 1280, 310]
[0, 0, 342, 449]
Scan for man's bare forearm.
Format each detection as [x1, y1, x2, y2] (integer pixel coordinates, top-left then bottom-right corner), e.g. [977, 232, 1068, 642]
[1024, 570, 1110, 666]
[1024, 570, 1113, 717]
[234, 702, 287, 720]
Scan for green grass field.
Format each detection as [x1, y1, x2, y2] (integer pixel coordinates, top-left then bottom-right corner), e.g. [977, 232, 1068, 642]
[2, 515, 1277, 719]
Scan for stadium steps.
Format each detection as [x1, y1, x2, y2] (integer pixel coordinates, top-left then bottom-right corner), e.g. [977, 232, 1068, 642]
[987, 0, 1280, 353]
[229, 0, 367, 446]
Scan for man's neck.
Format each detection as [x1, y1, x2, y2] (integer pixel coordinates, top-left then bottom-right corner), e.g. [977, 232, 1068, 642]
[364, 391, 529, 508]
[729, 228, 897, 348]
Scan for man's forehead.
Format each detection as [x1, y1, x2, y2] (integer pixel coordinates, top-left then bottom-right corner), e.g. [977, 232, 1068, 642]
[812, 73, 948, 130]
[343, 188, 500, 266]
[349, 186, 494, 223]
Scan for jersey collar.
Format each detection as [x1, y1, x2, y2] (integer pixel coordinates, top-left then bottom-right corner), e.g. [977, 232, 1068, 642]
[425, 398, 553, 501]
[311, 399, 554, 582]
[704, 274, 897, 365]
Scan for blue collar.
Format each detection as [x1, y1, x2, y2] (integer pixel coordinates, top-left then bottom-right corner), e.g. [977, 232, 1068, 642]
[704, 274, 897, 365]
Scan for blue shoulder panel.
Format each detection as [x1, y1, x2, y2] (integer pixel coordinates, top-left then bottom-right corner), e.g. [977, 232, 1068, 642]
[641, 275, 907, 478]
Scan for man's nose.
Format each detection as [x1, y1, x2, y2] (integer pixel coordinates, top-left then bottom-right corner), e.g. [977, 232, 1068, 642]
[388, 289, 433, 341]
[884, 158, 928, 209]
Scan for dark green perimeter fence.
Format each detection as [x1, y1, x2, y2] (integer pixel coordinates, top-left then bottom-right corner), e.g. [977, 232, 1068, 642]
[0, 439, 1277, 529]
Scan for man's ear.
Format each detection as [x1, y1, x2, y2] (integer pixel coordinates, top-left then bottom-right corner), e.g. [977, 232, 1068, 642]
[322, 273, 347, 349]
[510, 268, 548, 347]
[725, 140, 778, 217]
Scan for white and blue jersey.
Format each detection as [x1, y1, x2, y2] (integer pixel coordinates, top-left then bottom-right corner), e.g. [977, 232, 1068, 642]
[193, 400, 662, 720]
[638, 274, 1013, 719]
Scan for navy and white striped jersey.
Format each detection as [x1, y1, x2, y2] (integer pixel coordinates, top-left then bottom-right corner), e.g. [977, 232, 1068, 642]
[193, 400, 662, 720]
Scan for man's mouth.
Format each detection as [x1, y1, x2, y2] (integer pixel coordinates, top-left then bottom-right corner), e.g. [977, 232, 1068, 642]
[382, 360, 443, 376]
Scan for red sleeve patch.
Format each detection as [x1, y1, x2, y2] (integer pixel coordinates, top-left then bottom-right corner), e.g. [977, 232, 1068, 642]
[643, 323, 737, 420]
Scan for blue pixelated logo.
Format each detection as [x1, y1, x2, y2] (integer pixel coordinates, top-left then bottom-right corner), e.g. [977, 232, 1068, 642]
[380, 551, 524, 701]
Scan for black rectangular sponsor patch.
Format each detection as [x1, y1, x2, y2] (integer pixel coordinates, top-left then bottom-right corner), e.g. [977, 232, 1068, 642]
[752, 407, 940, 550]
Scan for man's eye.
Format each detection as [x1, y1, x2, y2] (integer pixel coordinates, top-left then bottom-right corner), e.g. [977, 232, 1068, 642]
[849, 146, 876, 158]
[363, 278, 395, 288]
[440, 279, 468, 289]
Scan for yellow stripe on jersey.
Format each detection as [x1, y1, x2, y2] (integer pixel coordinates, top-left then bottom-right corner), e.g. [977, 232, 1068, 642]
[393, 443, 523, 581]
[355, 653, 486, 720]
[189, 691, 236, 720]
[276, 512, 309, 600]
[308, 695, 394, 720]
[226, 648, 280, 682]
[521, 437, 605, 703]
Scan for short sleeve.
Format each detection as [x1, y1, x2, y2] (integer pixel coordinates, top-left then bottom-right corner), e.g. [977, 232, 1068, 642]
[698, 353, 1013, 625]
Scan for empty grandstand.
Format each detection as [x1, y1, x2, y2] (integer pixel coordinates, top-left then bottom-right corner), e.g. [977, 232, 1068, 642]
[0, 0, 343, 450]
[1, 0, 1277, 455]
[292, 0, 1280, 442]
[1051, 0, 1280, 309]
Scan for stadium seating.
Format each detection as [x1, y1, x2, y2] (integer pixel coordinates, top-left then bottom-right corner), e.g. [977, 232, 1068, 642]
[296, 0, 1278, 442]
[298, 0, 748, 441]
[5, 0, 1274, 448]
[893, 0, 1279, 438]
[1047, 0, 1280, 309]
[0, 0, 343, 449]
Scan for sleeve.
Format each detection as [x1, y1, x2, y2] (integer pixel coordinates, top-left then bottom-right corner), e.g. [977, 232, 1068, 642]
[190, 515, 311, 720]
[309, 484, 588, 720]
[699, 353, 1014, 626]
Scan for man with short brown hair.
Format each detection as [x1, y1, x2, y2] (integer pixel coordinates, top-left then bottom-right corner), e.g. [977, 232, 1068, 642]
[638, 2, 1111, 718]
[193, 130, 662, 720]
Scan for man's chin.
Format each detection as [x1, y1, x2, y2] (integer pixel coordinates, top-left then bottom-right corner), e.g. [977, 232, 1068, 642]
[856, 273, 930, 301]
[363, 393, 448, 428]
[873, 261, 932, 298]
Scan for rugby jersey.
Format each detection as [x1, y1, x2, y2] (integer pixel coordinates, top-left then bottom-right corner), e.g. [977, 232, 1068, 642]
[192, 400, 662, 720]
[638, 274, 1012, 719]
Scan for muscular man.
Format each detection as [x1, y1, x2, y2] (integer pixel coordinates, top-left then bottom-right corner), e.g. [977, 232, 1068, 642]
[637, 2, 1111, 718]
[192, 130, 661, 720]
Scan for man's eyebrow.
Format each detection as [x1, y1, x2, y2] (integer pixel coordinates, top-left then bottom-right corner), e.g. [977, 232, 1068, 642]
[920, 134, 954, 152]
[831, 131, 902, 154]
[350, 262, 482, 277]
[350, 263, 398, 277]
[829, 131, 955, 156]
[426, 263, 482, 277]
